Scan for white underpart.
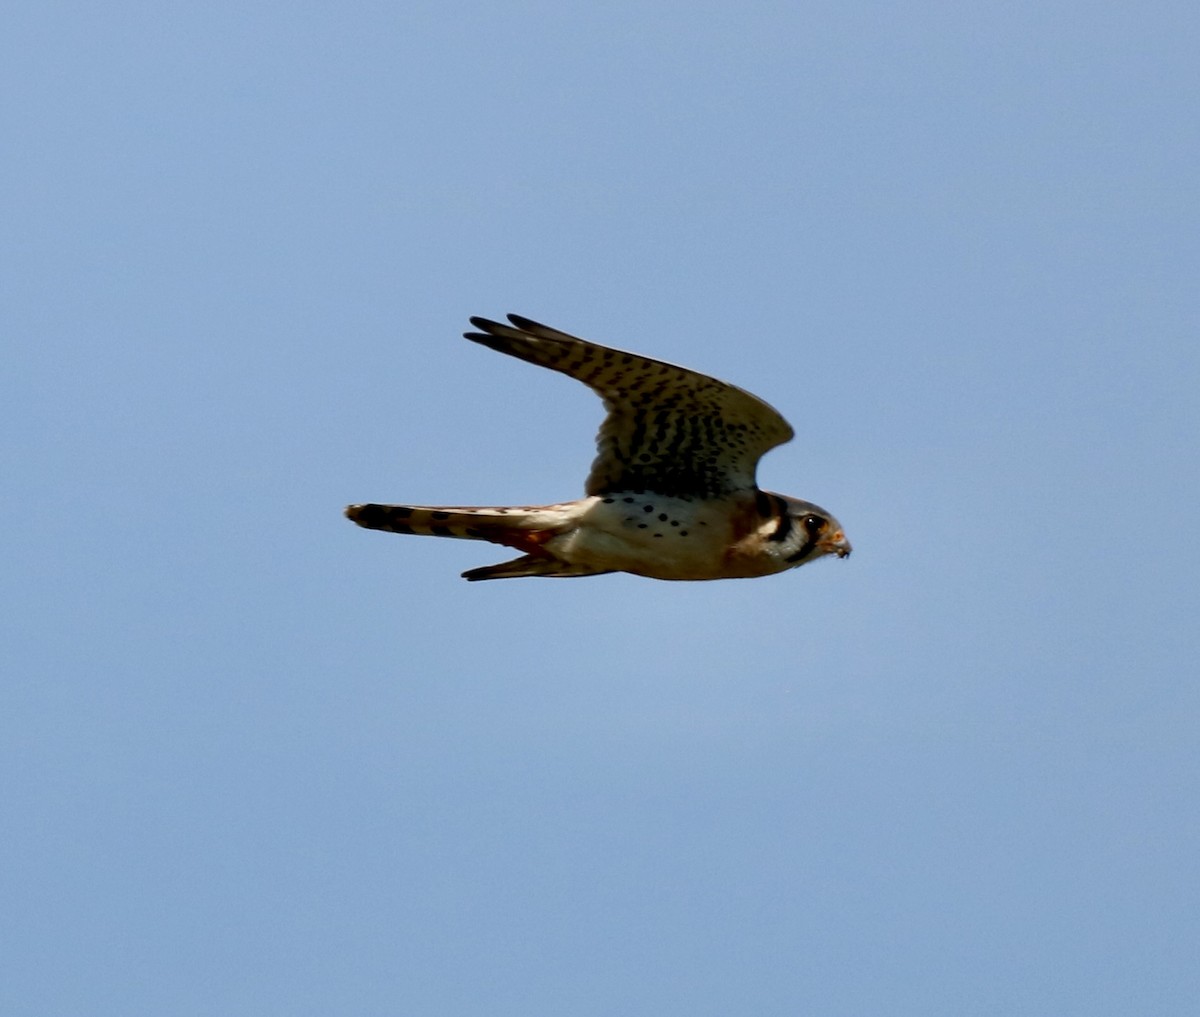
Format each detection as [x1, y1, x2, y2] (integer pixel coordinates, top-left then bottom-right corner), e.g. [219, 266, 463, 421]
[544, 493, 741, 580]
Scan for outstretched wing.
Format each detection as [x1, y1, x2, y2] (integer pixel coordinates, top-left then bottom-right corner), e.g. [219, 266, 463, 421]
[463, 314, 794, 498]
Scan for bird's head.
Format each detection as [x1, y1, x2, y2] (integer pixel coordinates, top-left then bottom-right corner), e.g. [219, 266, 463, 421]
[761, 493, 852, 569]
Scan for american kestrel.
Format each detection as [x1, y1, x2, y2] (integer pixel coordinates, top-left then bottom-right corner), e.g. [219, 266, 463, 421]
[346, 314, 851, 581]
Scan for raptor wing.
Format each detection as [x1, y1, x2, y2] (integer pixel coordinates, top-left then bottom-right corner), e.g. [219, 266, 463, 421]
[464, 314, 794, 498]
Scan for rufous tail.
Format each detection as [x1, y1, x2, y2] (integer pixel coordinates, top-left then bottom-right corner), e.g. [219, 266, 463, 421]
[344, 502, 613, 581]
[344, 503, 552, 545]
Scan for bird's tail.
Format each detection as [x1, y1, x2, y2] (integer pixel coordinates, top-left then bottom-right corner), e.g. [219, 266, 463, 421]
[344, 502, 565, 547]
[344, 500, 612, 581]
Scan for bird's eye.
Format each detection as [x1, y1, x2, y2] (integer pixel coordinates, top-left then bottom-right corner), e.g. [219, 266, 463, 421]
[803, 514, 825, 536]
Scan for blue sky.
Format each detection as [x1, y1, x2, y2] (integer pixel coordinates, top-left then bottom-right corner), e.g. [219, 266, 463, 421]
[3, 3, 1198, 1014]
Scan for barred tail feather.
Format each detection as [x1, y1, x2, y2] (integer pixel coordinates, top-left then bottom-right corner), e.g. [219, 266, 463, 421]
[344, 503, 552, 542]
[344, 500, 607, 581]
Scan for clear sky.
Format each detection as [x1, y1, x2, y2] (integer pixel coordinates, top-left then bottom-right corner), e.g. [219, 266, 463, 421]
[3, 3, 1198, 1015]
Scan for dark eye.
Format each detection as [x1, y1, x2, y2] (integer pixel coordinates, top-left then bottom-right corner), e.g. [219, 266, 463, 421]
[803, 514, 825, 536]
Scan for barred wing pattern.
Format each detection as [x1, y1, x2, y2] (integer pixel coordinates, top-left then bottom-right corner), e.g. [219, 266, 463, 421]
[464, 315, 794, 499]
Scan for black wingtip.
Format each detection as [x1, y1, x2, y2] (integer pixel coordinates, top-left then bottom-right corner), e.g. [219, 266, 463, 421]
[464, 313, 578, 348]
[465, 314, 547, 345]
[464, 315, 498, 342]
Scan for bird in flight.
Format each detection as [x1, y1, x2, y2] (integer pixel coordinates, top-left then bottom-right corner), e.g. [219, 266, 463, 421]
[346, 314, 851, 581]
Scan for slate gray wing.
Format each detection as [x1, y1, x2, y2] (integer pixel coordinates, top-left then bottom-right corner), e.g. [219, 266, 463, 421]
[463, 314, 795, 498]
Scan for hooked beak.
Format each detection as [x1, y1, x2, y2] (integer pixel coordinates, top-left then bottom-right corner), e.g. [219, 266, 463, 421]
[819, 531, 852, 560]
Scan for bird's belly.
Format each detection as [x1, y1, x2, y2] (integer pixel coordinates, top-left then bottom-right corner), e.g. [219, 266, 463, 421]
[548, 494, 741, 580]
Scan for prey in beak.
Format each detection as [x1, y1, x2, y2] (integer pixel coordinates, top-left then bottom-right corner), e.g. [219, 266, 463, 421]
[819, 529, 852, 560]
